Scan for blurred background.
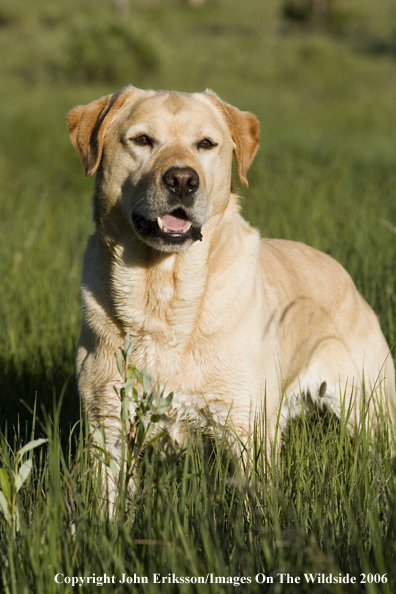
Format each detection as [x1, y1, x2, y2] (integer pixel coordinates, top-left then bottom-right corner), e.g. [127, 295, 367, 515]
[1, 0, 396, 433]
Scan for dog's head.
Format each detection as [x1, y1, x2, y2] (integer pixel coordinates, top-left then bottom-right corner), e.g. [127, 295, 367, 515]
[68, 86, 260, 253]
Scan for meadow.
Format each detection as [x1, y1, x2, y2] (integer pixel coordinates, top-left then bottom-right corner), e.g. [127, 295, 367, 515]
[1, 0, 396, 591]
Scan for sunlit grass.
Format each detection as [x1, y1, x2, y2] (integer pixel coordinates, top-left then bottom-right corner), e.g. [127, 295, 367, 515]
[1, 397, 395, 593]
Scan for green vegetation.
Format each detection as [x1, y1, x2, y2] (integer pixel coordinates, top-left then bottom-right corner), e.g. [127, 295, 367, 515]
[1, 0, 396, 591]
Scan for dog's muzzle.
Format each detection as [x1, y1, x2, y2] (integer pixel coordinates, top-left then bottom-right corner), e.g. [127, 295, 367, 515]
[131, 167, 203, 250]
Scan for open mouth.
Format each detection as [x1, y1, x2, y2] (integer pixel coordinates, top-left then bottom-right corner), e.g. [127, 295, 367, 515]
[157, 209, 192, 234]
[132, 208, 203, 245]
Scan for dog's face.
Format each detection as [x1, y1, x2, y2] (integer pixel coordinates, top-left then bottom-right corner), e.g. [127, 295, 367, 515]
[68, 86, 260, 253]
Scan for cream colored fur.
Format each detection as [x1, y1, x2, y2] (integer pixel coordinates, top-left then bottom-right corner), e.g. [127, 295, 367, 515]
[68, 86, 396, 479]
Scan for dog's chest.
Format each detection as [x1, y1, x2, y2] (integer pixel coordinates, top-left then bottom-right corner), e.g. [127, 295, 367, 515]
[112, 250, 207, 339]
[110, 258, 197, 372]
[108, 244, 270, 397]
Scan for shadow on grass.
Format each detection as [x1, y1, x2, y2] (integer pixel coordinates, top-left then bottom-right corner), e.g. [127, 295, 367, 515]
[0, 359, 81, 449]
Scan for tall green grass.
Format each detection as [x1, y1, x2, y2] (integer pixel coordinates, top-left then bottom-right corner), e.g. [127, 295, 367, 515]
[1, 399, 395, 593]
[1, 0, 396, 591]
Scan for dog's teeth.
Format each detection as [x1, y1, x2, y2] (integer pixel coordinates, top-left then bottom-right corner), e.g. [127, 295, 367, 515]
[157, 217, 192, 234]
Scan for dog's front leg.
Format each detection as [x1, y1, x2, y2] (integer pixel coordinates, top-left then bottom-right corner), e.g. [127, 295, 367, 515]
[76, 340, 132, 511]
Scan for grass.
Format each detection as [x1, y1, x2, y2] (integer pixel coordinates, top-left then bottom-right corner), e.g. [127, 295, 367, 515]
[1, 0, 396, 591]
[1, 398, 396, 593]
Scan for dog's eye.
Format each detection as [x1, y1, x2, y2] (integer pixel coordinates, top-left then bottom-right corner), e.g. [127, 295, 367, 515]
[197, 138, 216, 150]
[133, 135, 153, 147]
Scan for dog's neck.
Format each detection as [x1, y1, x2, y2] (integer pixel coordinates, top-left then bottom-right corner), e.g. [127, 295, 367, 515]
[99, 194, 256, 348]
[108, 214, 216, 346]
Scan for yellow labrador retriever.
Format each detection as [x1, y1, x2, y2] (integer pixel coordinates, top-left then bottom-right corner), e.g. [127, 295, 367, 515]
[68, 86, 395, 470]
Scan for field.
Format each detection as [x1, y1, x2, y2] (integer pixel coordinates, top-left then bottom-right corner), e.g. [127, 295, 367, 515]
[1, 0, 396, 591]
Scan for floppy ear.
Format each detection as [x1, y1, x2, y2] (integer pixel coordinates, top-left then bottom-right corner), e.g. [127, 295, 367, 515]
[205, 90, 260, 187]
[67, 89, 131, 176]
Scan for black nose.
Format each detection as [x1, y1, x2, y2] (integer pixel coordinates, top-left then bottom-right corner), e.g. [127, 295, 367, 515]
[162, 167, 200, 196]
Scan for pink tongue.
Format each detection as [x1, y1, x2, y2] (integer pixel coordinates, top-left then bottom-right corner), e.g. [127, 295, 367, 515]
[161, 214, 191, 232]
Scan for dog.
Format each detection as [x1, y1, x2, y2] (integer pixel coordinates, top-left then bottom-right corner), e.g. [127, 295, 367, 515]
[68, 86, 396, 485]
